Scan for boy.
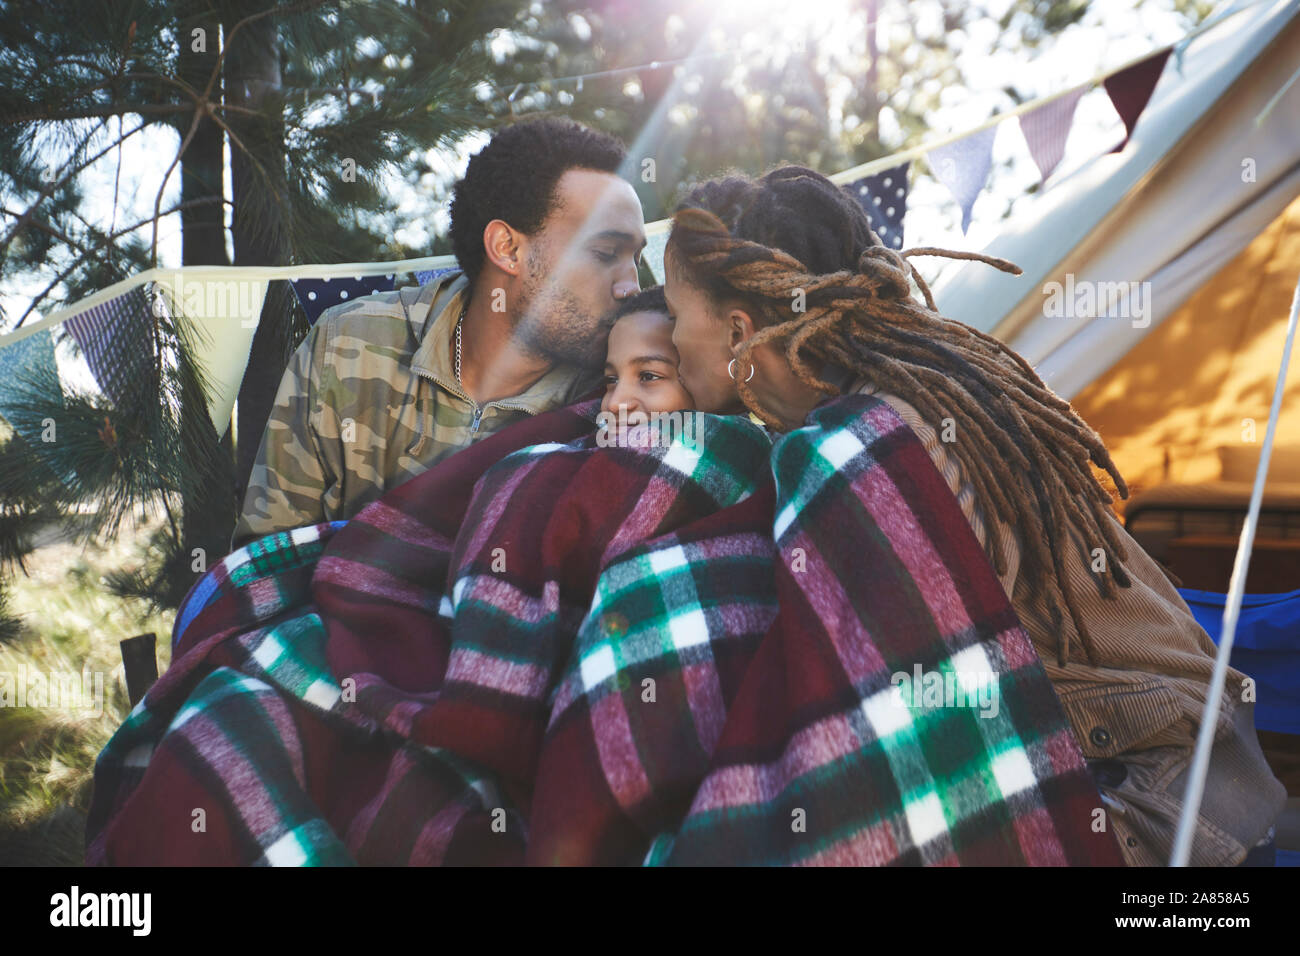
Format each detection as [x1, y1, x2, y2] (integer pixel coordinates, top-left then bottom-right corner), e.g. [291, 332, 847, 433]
[597, 287, 695, 445]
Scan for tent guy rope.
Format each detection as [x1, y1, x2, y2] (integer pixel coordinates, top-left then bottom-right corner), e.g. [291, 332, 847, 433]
[1171, 266, 1300, 866]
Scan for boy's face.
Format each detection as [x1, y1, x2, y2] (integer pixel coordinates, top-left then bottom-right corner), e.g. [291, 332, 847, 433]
[600, 310, 695, 422]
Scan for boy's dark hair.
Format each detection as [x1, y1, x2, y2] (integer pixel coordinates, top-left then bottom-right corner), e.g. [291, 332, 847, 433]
[449, 118, 628, 286]
[608, 285, 668, 324]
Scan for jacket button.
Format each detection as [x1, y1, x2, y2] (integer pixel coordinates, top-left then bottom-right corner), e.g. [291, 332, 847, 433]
[1091, 759, 1127, 788]
[1126, 836, 1138, 847]
[1090, 727, 1113, 748]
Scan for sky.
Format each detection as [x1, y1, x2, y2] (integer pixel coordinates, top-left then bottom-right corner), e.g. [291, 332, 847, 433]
[0, 0, 1236, 328]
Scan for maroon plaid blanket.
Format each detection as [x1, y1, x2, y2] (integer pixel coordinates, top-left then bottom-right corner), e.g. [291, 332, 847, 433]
[86, 396, 1122, 865]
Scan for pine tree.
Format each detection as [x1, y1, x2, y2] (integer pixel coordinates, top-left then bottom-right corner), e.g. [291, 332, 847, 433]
[0, 0, 1213, 612]
[0, 0, 529, 607]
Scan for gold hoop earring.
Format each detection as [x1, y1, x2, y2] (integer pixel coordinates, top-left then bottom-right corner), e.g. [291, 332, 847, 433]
[728, 358, 755, 382]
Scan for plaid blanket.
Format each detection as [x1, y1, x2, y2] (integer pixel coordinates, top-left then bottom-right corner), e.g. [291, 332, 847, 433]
[85, 395, 1122, 865]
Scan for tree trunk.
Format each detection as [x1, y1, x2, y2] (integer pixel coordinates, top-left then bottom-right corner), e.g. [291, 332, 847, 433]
[178, 14, 230, 271]
[224, 7, 293, 503]
[176, 7, 237, 588]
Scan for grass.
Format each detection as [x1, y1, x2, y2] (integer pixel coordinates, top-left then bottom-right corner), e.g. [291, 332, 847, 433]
[0, 510, 174, 866]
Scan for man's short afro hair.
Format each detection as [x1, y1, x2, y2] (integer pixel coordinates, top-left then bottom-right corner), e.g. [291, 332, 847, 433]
[449, 118, 628, 286]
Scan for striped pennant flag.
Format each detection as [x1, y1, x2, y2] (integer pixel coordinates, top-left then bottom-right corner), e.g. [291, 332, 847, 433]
[1019, 87, 1086, 184]
[63, 285, 156, 406]
[846, 162, 909, 250]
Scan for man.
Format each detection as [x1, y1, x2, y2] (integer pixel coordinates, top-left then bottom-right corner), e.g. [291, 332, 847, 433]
[233, 118, 647, 548]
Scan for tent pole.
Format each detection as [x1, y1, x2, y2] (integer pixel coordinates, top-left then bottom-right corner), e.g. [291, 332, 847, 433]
[1170, 267, 1300, 866]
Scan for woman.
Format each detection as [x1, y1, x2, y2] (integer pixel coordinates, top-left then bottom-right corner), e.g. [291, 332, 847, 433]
[661, 164, 1286, 866]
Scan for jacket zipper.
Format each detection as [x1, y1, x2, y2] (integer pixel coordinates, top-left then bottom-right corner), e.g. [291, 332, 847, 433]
[473, 397, 536, 434]
[416, 369, 535, 436]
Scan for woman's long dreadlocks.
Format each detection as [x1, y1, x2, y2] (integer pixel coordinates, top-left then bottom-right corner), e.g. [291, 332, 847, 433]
[666, 166, 1133, 667]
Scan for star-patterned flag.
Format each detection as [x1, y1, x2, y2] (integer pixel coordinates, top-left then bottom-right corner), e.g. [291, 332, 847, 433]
[927, 124, 997, 235]
[290, 274, 395, 325]
[1019, 86, 1086, 184]
[1104, 48, 1172, 154]
[63, 284, 156, 406]
[415, 266, 460, 287]
[846, 162, 909, 250]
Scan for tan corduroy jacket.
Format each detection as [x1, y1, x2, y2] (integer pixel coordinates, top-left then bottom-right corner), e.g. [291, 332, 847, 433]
[853, 379, 1287, 866]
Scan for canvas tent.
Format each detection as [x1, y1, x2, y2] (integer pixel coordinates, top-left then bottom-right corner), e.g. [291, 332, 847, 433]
[930, 0, 1300, 839]
[931, 0, 1300, 520]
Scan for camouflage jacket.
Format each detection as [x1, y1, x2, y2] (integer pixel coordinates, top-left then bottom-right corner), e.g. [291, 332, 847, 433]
[233, 271, 602, 549]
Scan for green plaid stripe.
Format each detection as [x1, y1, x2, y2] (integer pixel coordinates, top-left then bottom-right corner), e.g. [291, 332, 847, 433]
[239, 614, 342, 712]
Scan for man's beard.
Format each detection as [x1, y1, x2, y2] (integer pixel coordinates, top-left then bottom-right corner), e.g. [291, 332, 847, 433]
[513, 269, 608, 371]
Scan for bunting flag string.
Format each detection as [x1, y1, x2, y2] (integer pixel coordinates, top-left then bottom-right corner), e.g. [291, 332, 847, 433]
[0, 31, 1195, 420]
[150, 270, 269, 435]
[642, 229, 670, 284]
[827, 43, 1175, 238]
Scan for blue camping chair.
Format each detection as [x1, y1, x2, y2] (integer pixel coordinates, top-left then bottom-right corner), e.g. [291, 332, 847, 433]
[1178, 587, 1300, 866]
[1179, 587, 1300, 737]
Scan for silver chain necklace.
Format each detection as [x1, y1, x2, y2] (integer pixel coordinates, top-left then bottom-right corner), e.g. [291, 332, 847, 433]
[454, 301, 467, 387]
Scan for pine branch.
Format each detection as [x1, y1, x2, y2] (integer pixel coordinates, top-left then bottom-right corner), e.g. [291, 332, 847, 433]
[6, 197, 229, 330]
[0, 117, 148, 256]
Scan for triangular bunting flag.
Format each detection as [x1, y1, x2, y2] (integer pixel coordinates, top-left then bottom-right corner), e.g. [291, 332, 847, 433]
[1104, 48, 1171, 154]
[927, 125, 996, 235]
[1018, 87, 1086, 184]
[291, 274, 396, 325]
[415, 266, 460, 287]
[643, 230, 669, 284]
[63, 285, 156, 407]
[846, 162, 909, 250]
[0, 328, 60, 447]
[152, 272, 268, 436]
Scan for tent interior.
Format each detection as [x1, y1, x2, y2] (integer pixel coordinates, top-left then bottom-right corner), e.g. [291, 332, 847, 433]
[929, 0, 1300, 585]
[1072, 192, 1300, 817]
[1073, 191, 1300, 595]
